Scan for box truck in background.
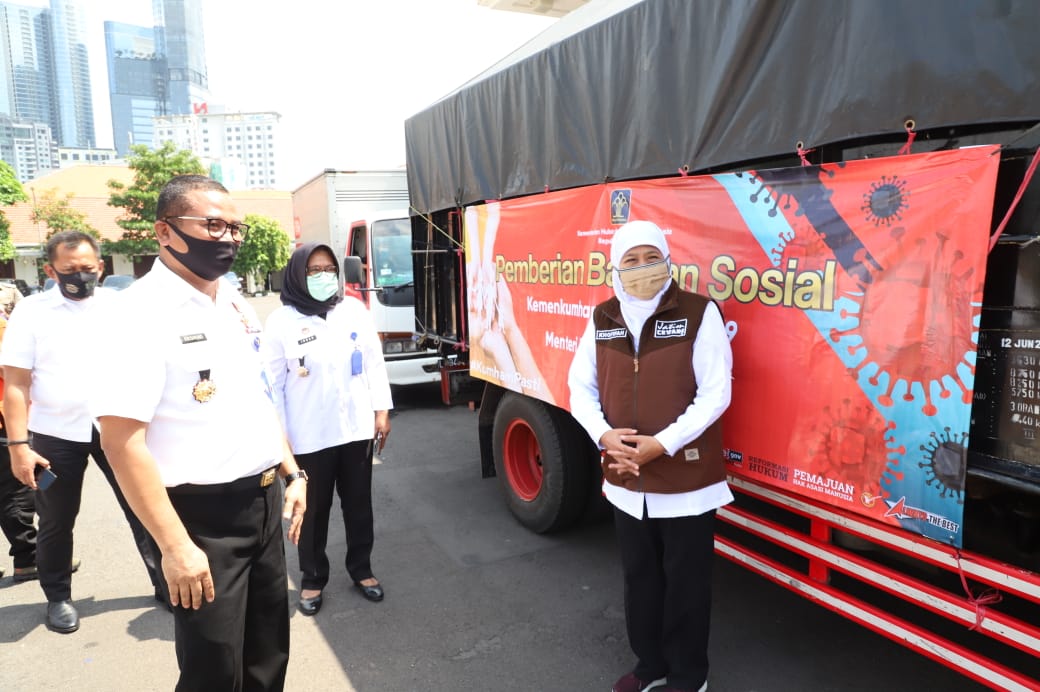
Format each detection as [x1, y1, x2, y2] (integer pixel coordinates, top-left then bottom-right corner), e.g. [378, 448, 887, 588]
[292, 170, 438, 385]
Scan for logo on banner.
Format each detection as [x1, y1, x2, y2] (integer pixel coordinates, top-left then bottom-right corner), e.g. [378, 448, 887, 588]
[610, 189, 631, 224]
[595, 328, 628, 340]
[654, 319, 687, 338]
[884, 496, 960, 534]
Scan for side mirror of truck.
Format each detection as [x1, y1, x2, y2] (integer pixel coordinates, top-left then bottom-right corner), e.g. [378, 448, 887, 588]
[343, 256, 364, 284]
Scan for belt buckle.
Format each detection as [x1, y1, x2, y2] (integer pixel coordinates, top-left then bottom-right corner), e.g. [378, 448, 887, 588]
[260, 469, 277, 488]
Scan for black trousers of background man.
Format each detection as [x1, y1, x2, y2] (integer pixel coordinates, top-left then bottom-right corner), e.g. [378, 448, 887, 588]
[613, 505, 717, 691]
[295, 439, 376, 591]
[0, 420, 36, 570]
[31, 430, 159, 602]
[162, 479, 289, 692]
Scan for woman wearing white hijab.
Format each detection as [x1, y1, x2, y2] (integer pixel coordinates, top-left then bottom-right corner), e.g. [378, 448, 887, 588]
[568, 220, 733, 692]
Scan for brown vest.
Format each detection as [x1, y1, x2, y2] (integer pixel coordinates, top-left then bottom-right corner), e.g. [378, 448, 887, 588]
[593, 283, 725, 493]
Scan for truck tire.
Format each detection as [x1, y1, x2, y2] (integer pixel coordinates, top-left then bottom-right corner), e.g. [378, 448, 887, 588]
[493, 392, 591, 533]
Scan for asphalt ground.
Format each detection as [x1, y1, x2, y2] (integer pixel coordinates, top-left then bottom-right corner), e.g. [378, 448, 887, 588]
[0, 293, 994, 691]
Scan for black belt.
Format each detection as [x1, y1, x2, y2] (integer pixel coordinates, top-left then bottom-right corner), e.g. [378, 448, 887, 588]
[167, 466, 279, 496]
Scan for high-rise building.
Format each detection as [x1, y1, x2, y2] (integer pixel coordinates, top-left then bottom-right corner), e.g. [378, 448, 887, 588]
[105, 21, 165, 155]
[154, 0, 210, 115]
[47, 0, 93, 147]
[0, 1, 94, 149]
[106, 0, 211, 154]
[0, 114, 58, 181]
[154, 109, 281, 189]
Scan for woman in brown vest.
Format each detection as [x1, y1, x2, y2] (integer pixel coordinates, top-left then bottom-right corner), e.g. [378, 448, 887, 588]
[568, 220, 733, 692]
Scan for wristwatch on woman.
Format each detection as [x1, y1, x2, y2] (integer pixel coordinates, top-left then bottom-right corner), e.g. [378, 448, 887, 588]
[283, 469, 309, 487]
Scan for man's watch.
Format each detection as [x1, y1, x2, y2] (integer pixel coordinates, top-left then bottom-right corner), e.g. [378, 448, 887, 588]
[283, 469, 309, 487]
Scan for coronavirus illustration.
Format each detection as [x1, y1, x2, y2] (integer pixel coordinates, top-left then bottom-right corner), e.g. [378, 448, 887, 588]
[831, 227, 980, 416]
[799, 397, 899, 502]
[918, 426, 968, 500]
[861, 175, 910, 227]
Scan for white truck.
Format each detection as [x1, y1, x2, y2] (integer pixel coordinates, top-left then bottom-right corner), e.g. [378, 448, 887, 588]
[291, 170, 438, 385]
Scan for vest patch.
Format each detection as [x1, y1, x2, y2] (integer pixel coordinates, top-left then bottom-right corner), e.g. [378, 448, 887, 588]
[684, 448, 700, 462]
[595, 327, 628, 340]
[654, 318, 688, 338]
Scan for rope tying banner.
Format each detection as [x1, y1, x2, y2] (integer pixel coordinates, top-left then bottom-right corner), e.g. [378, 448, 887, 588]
[988, 146, 1040, 253]
[898, 120, 917, 155]
[954, 551, 1003, 631]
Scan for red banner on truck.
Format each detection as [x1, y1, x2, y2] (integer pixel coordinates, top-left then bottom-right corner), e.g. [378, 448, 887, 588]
[464, 147, 999, 546]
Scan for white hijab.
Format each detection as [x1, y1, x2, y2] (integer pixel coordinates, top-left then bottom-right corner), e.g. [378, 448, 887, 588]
[610, 220, 671, 350]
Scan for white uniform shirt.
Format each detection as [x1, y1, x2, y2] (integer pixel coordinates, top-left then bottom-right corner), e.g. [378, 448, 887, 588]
[89, 259, 284, 486]
[0, 286, 117, 442]
[568, 300, 734, 519]
[262, 296, 393, 455]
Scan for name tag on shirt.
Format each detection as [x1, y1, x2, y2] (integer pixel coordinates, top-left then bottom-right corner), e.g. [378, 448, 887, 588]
[298, 335, 316, 345]
[595, 328, 627, 340]
[180, 333, 207, 344]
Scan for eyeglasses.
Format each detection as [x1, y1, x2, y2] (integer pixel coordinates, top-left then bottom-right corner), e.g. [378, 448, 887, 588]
[164, 216, 250, 240]
[306, 265, 338, 277]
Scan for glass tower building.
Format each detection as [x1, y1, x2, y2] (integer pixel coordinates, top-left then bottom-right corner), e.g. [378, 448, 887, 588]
[105, 21, 165, 155]
[0, 0, 94, 148]
[154, 0, 210, 115]
[107, 0, 211, 154]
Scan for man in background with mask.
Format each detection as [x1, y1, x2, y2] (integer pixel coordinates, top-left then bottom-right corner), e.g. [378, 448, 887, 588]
[0, 230, 160, 633]
[90, 175, 307, 690]
[568, 220, 733, 692]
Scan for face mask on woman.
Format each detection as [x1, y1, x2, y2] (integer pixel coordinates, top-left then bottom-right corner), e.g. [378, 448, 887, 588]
[307, 271, 339, 301]
[617, 257, 670, 300]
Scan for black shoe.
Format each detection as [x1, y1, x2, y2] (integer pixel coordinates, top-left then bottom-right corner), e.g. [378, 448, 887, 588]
[298, 592, 323, 616]
[355, 581, 384, 602]
[46, 600, 79, 634]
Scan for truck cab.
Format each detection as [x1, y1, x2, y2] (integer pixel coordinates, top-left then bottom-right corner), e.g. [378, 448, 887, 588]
[345, 209, 439, 386]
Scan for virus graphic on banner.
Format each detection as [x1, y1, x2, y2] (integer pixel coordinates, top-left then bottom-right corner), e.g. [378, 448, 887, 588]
[714, 148, 997, 544]
[861, 175, 910, 226]
[797, 398, 898, 502]
[833, 227, 979, 416]
[919, 427, 968, 499]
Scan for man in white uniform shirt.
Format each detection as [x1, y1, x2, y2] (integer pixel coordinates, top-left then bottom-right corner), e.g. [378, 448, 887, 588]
[91, 175, 308, 692]
[1, 231, 160, 634]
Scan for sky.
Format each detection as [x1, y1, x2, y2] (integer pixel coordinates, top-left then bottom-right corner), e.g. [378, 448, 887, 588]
[56, 0, 558, 190]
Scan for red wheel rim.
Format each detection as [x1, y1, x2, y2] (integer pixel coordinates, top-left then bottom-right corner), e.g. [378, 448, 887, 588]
[502, 418, 543, 501]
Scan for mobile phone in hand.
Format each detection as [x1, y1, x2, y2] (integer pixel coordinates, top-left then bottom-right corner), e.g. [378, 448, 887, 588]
[34, 466, 58, 491]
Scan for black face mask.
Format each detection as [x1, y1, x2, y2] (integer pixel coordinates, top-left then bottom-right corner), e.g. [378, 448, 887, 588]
[54, 270, 98, 300]
[165, 219, 239, 281]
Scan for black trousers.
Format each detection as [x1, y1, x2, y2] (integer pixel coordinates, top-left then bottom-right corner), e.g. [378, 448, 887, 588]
[0, 424, 36, 569]
[613, 505, 717, 690]
[296, 439, 375, 591]
[163, 478, 290, 692]
[31, 429, 160, 602]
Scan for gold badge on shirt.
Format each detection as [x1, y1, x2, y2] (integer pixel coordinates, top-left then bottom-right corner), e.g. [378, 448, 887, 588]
[193, 370, 216, 403]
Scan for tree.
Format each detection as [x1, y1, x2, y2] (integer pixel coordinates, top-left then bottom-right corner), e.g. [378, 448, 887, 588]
[231, 214, 292, 291]
[31, 189, 101, 240]
[0, 160, 27, 261]
[107, 142, 205, 256]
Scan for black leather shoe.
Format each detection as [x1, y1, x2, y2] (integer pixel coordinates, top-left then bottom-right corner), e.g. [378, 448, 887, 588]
[298, 593, 323, 616]
[46, 600, 79, 633]
[355, 581, 384, 602]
